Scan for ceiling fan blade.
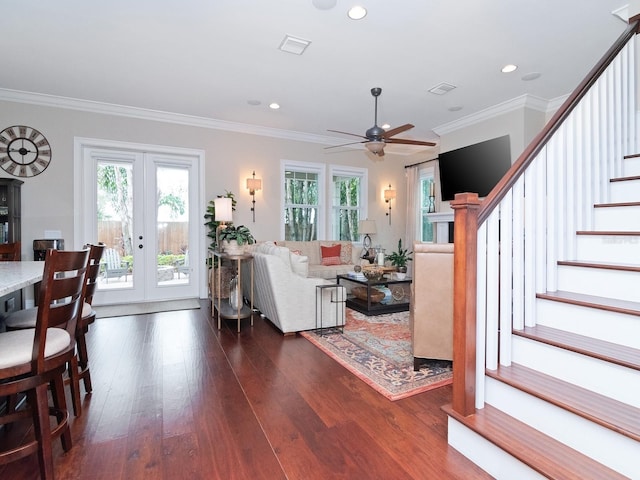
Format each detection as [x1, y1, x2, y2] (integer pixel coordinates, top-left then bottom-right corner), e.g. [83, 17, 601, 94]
[327, 129, 368, 139]
[386, 138, 437, 147]
[324, 140, 367, 149]
[383, 123, 414, 138]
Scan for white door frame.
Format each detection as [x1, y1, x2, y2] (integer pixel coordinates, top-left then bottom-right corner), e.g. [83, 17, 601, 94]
[73, 137, 207, 304]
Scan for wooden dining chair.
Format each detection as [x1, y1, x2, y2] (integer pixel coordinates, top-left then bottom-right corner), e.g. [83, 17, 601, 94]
[4, 243, 105, 416]
[0, 242, 20, 261]
[0, 248, 89, 480]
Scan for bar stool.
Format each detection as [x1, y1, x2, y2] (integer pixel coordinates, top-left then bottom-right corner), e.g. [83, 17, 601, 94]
[4, 243, 104, 416]
[0, 248, 89, 480]
[0, 242, 20, 261]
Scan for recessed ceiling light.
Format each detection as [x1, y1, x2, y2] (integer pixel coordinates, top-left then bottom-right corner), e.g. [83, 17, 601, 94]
[269, 102, 280, 110]
[382, 123, 390, 129]
[247, 100, 261, 106]
[501, 64, 518, 73]
[522, 72, 542, 81]
[448, 106, 463, 112]
[348, 6, 367, 20]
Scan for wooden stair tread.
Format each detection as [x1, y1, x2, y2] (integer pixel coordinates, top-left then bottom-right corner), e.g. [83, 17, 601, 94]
[537, 289, 640, 316]
[557, 260, 640, 272]
[486, 363, 640, 442]
[443, 403, 628, 480]
[610, 175, 640, 182]
[514, 324, 640, 371]
[576, 230, 640, 235]
[594, 201, 640, 208]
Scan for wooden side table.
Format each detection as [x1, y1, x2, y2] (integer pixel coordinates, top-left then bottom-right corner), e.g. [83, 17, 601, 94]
[212, 251, 254, 333]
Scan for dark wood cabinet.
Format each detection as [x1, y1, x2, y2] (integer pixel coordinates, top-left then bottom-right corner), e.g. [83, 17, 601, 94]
[0, 178, 23, 322]
[0, 178, 22, 244]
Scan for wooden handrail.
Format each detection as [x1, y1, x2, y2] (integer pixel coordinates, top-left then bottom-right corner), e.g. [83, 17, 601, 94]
[478, 20, 640, 225]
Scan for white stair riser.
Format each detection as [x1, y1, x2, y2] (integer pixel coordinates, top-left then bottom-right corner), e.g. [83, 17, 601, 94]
[610, 178, 640, 203]
[447, 417, 545, 480]
[511, 336, 640, 407]
[557, 264, 639, 302]
[485, 377, 638, 478]
[576, 235, 640, 264]
[536, 299, 640, 349]
[594, 205, 640, 230]
[624, 156, 640, 176]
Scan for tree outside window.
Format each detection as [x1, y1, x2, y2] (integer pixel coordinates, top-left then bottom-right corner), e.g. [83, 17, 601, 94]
[331, 167, 366, 241]
[284, 168, 320, 241]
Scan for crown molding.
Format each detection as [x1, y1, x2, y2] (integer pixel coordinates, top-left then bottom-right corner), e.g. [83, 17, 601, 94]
[432, 94, 551, 136]
[0, 87, 337, 146]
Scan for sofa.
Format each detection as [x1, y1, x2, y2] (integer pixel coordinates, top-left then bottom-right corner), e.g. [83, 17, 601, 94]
[276, 240, 365, 279]
[410, 242, 454, 370]
[242, 242, 346, 334]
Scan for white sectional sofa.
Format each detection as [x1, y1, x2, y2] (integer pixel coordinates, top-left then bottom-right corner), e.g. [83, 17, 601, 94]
[242, 242, 346, 334]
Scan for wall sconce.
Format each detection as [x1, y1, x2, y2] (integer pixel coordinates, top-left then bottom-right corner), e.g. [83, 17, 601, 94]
[384, 184, 396, 224]
[214, 197, 233, 251]
[246, 171, 262, 222]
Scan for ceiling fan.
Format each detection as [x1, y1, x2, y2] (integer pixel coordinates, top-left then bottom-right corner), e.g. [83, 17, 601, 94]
[326, 87, 436, 156]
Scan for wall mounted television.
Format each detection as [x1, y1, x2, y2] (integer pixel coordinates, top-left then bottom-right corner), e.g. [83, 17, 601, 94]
[438, 135, 512, 201]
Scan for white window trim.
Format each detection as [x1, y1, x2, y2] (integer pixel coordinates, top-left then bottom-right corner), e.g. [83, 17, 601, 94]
[280, 159, 326, 239]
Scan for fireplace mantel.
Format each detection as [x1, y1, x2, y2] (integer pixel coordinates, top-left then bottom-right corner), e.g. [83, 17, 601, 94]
[426, 212, 454, 243]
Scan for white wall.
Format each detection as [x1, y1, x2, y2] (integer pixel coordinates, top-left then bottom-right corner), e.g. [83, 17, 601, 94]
[0, 99, 409, 258]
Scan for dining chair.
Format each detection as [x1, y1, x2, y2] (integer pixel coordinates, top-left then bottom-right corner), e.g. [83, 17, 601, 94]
[0, 241, 20, 261]
[0, 248, 89, 480]
[4, 243, 105, 416]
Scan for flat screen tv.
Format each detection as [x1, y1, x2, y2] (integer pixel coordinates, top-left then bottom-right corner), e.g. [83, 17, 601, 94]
[438, 135, 512, 201]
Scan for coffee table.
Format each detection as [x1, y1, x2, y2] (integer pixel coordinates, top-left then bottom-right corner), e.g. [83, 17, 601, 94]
[336, 274, 411, 316]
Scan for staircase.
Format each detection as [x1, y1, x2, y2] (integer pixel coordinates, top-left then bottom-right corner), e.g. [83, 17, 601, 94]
[444, 22, 640, 480]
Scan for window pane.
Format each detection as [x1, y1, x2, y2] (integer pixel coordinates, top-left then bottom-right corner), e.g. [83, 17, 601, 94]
[420, 176, 435, 242]
[284, 170, 319, 240]
[332, 173, 362, 241]
[284, 207, 317, 240]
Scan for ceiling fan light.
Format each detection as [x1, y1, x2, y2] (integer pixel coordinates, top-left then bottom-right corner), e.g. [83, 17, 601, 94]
[365, 141, 385, 154]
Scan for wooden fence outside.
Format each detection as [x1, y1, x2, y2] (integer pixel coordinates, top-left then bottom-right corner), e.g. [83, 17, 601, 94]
[98, 220, 188, 255]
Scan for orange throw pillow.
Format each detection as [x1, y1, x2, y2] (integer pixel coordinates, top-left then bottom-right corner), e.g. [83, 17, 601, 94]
[321, 244, 341, 266]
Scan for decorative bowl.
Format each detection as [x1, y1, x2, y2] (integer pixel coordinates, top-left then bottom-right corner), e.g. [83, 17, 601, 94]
[362, 267, 383, 282]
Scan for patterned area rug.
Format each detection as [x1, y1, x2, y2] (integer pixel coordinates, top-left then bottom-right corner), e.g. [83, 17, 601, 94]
[300, 309, 452, 401]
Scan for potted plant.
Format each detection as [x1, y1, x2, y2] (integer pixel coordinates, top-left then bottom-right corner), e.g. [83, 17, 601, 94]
[219, 224, 255, 255]
[386, 239, 413, 273]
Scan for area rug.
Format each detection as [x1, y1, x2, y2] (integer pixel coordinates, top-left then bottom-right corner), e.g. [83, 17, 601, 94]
[300, 309, 452, 401]
[94, 298, 200, 318]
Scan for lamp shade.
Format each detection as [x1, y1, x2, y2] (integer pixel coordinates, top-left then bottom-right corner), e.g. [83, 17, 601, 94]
[384, 186, 396, 201]
[358, 219, 377, 235]
[214, 197, 233, 222]
[246, 177, 262, 192]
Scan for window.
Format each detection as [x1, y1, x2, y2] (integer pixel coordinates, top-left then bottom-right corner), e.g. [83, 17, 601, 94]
[419, 167, 435, 242]
[282, 161, 324, 241]
[330, 166, 367, 241]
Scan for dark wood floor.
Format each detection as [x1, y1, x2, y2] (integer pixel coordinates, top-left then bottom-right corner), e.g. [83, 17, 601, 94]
[0, 300, 492, 479]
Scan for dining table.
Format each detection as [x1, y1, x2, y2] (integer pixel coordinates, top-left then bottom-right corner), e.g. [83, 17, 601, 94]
[0, 261, 44, 300]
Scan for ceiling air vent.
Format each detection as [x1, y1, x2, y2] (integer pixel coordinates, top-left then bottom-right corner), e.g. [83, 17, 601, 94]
[279, 35, 311, 55]
[428, 82, 457, 95]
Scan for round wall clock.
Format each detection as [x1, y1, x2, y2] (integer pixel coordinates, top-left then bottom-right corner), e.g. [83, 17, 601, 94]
[0, 125, 52, 178]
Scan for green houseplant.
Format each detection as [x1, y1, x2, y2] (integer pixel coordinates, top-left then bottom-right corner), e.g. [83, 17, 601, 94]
[219, 224, 255, 255]
[386, 239, 413, 272]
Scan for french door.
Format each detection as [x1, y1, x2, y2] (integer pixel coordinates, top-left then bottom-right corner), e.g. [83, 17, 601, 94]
[76, 139, 204, 305]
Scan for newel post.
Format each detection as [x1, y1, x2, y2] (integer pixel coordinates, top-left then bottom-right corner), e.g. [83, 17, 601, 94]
[450, 192, 481, 416]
